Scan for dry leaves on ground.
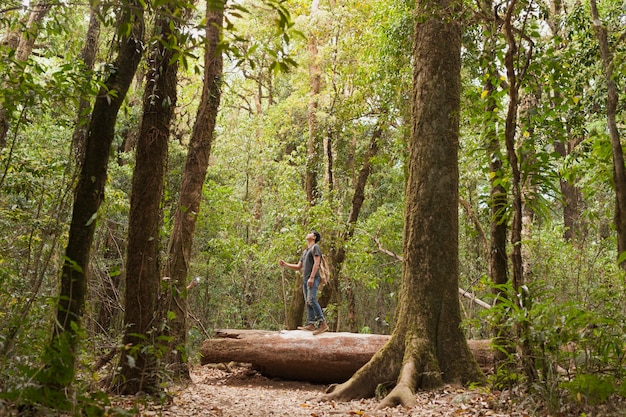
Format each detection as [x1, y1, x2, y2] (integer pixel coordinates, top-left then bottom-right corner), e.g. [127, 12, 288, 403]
[110, 365, 532, 417]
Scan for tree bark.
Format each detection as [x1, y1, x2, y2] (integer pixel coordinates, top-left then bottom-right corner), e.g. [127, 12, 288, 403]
[113, 3, 177, 394]
[502, 0, 537, 382]
[502, 0, 524, 294]
[71, 7, 101, 169]
[590, 0, 626, 269]
[478, 1, 510, 365]
[200, 329, 493, 384]
[47, 0, 144, 390]
[320, 0, 485, 408]
[162, 0, 224, 381]
[285, 272, 305, 330]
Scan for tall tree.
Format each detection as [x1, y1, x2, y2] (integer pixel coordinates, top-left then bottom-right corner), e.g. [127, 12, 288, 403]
[476, 0, 509, 350]
[162, 0, 224, 380]
[321, 0, 485, 407]
[548, 0, 584, 243]
[589, 0, 626, 268]
[71, 7, 101, 168]
[47, 0, 145, 390]
[500, 0, 537, 382]
[285, 0, 323, 330]
[113, 0, 179, 394]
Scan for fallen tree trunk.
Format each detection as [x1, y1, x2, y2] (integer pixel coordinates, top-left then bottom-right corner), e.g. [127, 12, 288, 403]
[200, 329, 493, 384]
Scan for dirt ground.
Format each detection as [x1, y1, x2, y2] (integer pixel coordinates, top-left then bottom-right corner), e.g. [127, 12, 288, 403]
[111, 365, 537, 417]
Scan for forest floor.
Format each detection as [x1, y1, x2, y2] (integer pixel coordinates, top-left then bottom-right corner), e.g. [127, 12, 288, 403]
[108, 364, 626, 417]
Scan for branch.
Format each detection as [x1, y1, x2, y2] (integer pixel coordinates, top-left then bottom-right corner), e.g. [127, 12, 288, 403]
[370, 233, 402, 261]
[459, 197, 489, 261]
[458, 288, 491, 309]
[369, 233, 491, 309]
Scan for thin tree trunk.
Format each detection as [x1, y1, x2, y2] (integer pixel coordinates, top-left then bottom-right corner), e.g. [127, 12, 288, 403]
[113, 3, 178, 394]
[518, 89, 540, 282]
[479, 0, 509, 363]
[502, 0, 524, 293]
[320, 123, 383, 332]
[161, 0, 224, 381]
[590, 0, 626, 268]
[305, 0, 321, 204]
[549, 0, 584, 244]
[287, 0, 322, 328]
[47, 1, 145, 390]
[71, 7, 101, 168]
[502, 0, 537, 383]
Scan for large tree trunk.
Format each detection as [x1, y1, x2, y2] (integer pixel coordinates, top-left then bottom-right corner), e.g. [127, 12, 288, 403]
[113, 4, 177, 394]
[200, 329, 493, 384]
[203, 330, 390, 383]
[590, 0, 626, 269]
[320, 0, 485, 408]
[162, 0, 224, 381]
[47, 0, 144, 390]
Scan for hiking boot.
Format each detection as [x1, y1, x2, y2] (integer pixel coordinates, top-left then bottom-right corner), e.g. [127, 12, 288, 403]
[297, 323, 316, 331]
[313, 321, 328, 335]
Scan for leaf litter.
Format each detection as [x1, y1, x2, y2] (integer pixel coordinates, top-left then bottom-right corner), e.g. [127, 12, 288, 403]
[109, 364, 535, 417]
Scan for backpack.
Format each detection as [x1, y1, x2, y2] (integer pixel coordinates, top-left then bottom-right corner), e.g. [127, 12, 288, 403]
[319, 254, 330, 286]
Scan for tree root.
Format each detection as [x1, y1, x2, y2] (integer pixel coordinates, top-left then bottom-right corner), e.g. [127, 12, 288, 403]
[377, 359, 417, 409]
[318, 339, 403, 402]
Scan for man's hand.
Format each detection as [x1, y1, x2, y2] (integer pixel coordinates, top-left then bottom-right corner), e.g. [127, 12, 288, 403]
[308, 277, 314, 287]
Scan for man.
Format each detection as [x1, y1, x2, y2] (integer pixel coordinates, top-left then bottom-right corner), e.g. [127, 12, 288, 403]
[279, 231, 328, 335]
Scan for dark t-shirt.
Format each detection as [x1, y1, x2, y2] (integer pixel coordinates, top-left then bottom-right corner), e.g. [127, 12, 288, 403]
[301, 244, 322, 280]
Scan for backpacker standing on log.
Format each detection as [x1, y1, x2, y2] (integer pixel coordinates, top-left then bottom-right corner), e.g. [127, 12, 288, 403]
[279, 231, 328, 335]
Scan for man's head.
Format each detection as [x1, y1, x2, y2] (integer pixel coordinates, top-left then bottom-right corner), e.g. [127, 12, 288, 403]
[308, 230, 321, 243]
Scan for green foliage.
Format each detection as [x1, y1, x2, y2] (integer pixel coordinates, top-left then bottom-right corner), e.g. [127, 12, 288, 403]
[2, 0, 626, 414]
[480, 257, 626, 411]
[561, 374, 618, 406]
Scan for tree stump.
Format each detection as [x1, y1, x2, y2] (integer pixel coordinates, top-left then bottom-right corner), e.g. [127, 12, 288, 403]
[200, 329, 493, 384]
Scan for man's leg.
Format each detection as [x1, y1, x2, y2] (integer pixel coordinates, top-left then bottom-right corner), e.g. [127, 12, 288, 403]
[298, 282, 316, 331]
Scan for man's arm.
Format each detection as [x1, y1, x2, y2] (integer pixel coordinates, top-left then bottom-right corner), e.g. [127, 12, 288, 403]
[279, 259, 302, 271]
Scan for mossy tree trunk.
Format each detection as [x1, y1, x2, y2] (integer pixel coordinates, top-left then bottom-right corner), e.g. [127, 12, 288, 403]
[161, 0, 224, 380]
[320, 0, 485, 407]
[113, 2, 177, 394]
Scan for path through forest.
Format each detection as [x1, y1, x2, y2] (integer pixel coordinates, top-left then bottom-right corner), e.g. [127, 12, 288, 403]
[110, 365, 537, 416]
